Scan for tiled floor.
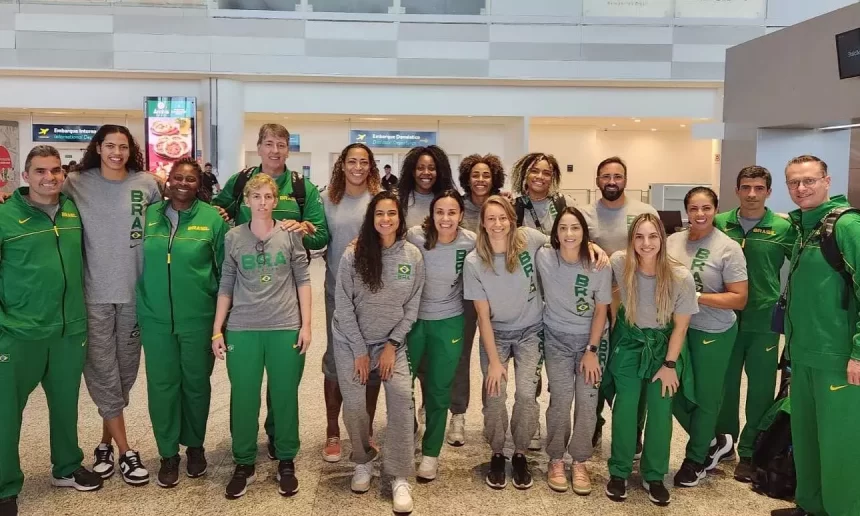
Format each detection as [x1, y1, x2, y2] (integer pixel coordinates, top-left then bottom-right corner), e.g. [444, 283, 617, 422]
[17, 261, 792, 515]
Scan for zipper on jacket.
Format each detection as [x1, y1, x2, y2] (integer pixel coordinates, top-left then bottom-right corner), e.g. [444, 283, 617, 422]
[164, 210, 180, 334]
[37, 205, 68, 336]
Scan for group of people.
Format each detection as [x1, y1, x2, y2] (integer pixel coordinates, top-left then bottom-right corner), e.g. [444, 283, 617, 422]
[0, 121, 857, 516]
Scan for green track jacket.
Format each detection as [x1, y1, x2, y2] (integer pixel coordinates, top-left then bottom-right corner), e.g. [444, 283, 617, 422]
[211, 166, 329, 250]
[0, 188, 86, 340]
[715, 207, 797, 332]
[136, 199, 229, 334]
[785, 195, 860, 371]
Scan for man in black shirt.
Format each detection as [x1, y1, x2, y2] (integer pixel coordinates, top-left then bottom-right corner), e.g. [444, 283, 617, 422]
[381, 164, 398, 191]
[200, 162, 220, 202]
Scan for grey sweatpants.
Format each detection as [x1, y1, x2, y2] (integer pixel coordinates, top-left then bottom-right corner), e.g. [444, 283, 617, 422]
[479, 323, 543, 454]
[333, 338, 414, 478]
[83, 303, 141, 420]
[450, 300, 479, 415]
[544, 325, 599, 462]
[324, 290, 379, 386]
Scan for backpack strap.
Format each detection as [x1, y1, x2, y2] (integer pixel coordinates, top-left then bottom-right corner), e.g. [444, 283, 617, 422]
[229, 167, 256, 219]
[551, 193, 567, 218]
[819, 207, 860, 309]
[515, 197, 525, 227]
[291, 170, 306, 221]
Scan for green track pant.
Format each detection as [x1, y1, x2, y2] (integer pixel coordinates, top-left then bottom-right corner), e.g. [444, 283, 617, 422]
[607, 345, 679, 482]
[597, 324, 646, 437]
[792, 364, 860, 516]
[0, 331, 87, 498]
[715, 325, 779, 458]
[673, 323, 738, 463]
[142, 327, 215, 459]
[407, 315, 465, 457]
[226, 330, 304, 465]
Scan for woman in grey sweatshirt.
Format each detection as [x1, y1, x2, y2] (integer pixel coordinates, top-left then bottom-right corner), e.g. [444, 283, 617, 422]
[397, 145, 455, 228]
[332, 190, 425, 514]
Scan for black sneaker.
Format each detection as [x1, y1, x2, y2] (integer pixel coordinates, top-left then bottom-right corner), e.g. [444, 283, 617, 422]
[0, 496, 17, 516]
[119, 451, 149, 486]
[485, 453, 507, 490]
[511, 453, 533, 490]
[674, 458, 706, 487]
[92, 444, 115, 479]
[156, 456, 180, 488]
[277, 460, 299, 497]
[267, 436, 276, 461]
[592, 425, 603, 448]
[186, 447, 207, 478]
[51, 467, 103, 492]
[705, 434, 735, 471]
[225, 464, 256, 499]
[605, 475, 627, 501]
[642, 480, 671, 506]
[633, 432, 643, 461]
[771, 509, 810, 516]
[734, 457, 753, 483]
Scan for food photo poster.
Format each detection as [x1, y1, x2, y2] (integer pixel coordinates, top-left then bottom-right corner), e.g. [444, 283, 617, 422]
[144, 97, 196, 182]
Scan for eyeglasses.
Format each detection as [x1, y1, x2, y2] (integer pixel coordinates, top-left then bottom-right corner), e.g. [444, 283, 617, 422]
[786, 176, 825, 190]
[255, 240, 266, 265]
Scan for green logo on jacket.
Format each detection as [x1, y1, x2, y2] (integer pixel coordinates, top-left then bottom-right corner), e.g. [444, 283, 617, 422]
[242, 252, 287, 270]
[691, 248, 710, 292]
[455, 249, 467, 275]
[575, 274, 591, 314]
[397, 263, 412, 280]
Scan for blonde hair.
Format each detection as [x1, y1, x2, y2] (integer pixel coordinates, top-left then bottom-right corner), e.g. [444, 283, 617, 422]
[475, 195, 526, 274]
[621, 213, 684, 327]
[243, 173, 279, 200]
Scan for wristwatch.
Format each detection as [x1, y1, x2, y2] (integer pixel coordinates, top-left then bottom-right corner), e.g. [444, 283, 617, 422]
[389, 339, 402, 348]
[663, 360, 677, 369]
[587, 345, 598, 353]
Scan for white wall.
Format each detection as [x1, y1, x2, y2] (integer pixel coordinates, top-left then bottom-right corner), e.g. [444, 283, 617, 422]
[529, 125, 715, 193]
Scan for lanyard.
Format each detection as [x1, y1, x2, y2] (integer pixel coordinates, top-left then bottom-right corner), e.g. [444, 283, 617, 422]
[524, 197, 550, 235]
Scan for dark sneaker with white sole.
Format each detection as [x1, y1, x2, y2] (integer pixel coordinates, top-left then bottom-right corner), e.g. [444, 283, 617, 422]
[511, 453, 533, 490]
[643, 480, 671, 506]
[705, 434, 735, 471]
[0, 496, 17, 516]
[605, 476, 627, 501]
[267, 436, 276, 460]
[734, 457, 753, 483]
[485, 453, 506, 489]
[92, 444, 115, 479]
[156, 456, 180, 488]
[119, 451, 149, 486]
[226, 464, 256, 499]
[51, 467, 103, 492]
[674, 458, 706, 487]
[277, 460, 299, 497]
[186, 447, 207, 478]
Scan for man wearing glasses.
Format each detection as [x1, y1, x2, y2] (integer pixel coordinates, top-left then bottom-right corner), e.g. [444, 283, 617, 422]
[773, 155, 860, 516]
[580, 156, 658, 452]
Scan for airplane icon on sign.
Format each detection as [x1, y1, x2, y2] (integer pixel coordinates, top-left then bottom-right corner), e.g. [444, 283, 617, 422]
[355, 133, 366, 141]
[39, 128, 49, 135]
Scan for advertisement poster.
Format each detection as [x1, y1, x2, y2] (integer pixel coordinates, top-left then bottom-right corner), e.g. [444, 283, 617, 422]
[33, 124, 99, 143]
[0, 121, 20, 194]
[675, 0, 765, 18]
[144, 97, 196, 182]
[583, 0, 672, 17]
[349, 130, 436, 148]
[290, 134, 301, 152]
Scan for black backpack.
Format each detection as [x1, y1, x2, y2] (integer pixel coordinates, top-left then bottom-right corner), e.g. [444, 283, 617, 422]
[751, 367, 794, 501]
[819, 207, 860, 309]
[229, 167, 306, 221]
[514, 194, 567, 231]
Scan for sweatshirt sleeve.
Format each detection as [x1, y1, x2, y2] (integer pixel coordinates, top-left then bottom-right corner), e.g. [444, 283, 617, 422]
[212, 173, 240, 215]
[334, 249, 367, 359]
[218, 231, 238, 297]
[389, 251, 425, 345]
[835, 213, 860, 361]
[212, 218, 230, 282]
[290, 231, 311, 287]
[300, 180, 329, 251]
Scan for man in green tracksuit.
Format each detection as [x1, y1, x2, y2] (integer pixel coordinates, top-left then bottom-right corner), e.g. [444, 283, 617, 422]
[712, 166, 796, 481]
[211, 123, 328, 453]
[772, 155, 860, 516]
[137, 160, 230, 488]
[0, 146, 102, 516]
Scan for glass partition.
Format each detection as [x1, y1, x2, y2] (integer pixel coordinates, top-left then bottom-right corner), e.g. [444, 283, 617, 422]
[310, 0, 392, 13]
[401, 0, 484, 15]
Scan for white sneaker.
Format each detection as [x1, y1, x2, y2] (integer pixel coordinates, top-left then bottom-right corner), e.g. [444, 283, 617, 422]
[119, 451, 149, 486]
[351, 462, 372, 493]
[391, 477, 414, 513]
[417, 456, 438, 482]
[528, 426, 542, 451]
[446, 414, 465, 447]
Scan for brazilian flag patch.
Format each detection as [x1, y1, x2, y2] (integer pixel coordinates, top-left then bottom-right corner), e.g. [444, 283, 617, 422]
[397, 263, 412, 280]
[260, 274, 273, 284]
[576, 301, 590, 313]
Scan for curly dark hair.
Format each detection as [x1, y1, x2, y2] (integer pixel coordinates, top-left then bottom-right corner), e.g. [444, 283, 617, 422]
[397, 145, 454, 214]
[458, 153, 505, 198]
[79, 124, 145, 173]
[327, 143, 382, 205]
[510, 153, 561, 196]
[167, 157, 208, 202]
[422, 189, 465, 250]
[354, 190, 407, 293]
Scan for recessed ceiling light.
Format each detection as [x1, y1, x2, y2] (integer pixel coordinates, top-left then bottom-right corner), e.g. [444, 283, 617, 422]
[359, 117, 389, 121]
[634, 119, 641, 123]
[680, 124, 686, 128]
[651, 128, 657, 131]
[611, 124, 616, 127]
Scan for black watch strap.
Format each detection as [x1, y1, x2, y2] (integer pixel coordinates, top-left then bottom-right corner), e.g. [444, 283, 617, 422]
[663, 360, 677, 369]
[587, 345, 598, 353]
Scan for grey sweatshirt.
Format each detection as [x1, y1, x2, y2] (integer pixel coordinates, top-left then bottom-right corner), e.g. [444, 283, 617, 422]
[461, 197, 482, 233]
[332, 239, 425, 359]
[580, 197, 658, 256]
[536, 247, 613, 335]
[63, 169, 162, 304]
[219, 224, 310, 331]
[404, 191, 434, 228]
[323, 190, 372, 293]
[406, 226, 477, 321]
